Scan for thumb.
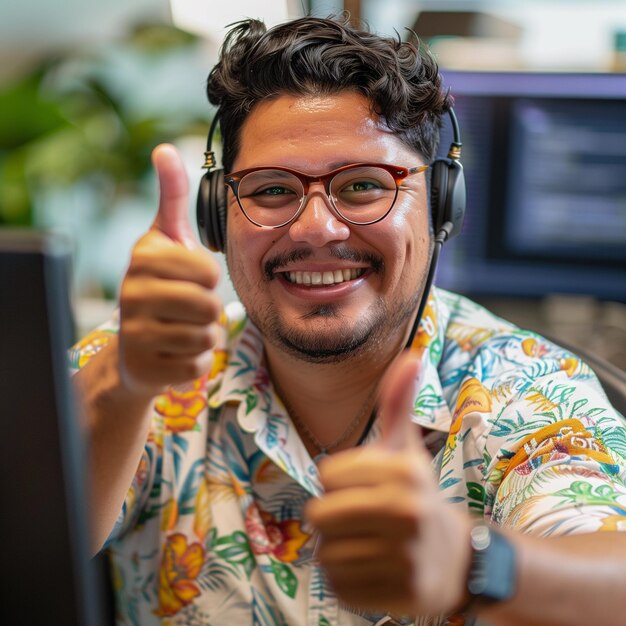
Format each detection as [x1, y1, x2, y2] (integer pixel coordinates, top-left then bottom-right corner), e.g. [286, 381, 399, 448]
[151, 144, 197, 248]
[379, 352, 424, 451]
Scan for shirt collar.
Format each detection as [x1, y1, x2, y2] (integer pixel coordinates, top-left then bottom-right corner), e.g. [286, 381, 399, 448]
[408, 287, 454, 433]
[209, 287, 454, 442]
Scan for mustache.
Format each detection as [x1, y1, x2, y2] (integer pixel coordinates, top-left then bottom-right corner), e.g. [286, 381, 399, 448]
[263, 246, 384, 280]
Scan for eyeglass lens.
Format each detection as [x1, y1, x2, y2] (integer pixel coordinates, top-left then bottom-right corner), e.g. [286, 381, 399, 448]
[236, 166, 398, 227]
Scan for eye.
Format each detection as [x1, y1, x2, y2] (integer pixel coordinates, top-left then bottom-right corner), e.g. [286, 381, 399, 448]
[257, 186, 296, 196]
[342, 180, 381, 193]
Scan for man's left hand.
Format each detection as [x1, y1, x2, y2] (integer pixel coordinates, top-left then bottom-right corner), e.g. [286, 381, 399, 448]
[306, 353, 473, 617]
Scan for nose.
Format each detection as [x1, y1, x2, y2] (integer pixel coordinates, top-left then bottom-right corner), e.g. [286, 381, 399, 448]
[288, 187, 350, 247]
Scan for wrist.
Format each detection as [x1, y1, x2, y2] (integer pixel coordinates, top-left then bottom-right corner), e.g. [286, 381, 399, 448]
[76, 338, 156, 415]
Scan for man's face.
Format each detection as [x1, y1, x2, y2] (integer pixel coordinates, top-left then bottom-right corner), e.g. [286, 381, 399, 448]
[225, 92, 432, 362]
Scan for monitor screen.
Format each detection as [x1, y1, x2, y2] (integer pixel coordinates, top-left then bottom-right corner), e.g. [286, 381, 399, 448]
[435, 71, 626, 301]
[0, 230, 108, 625]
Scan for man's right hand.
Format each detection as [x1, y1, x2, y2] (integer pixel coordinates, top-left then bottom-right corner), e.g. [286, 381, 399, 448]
[118, 144, 222, 398]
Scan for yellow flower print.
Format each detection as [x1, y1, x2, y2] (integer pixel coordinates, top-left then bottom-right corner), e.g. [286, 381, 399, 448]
[155, 376, 208, 433]
[525, 391, 558, 413]
[502, 418, 615, 481]
[209, 349, 228, 380]
[447, 323, 495, 352]
[73, 330, 113, 368]
[600, 514, 626, 531]
[155, 534, 204, 617]
[521, 337, 548, 358]
[161, 498, 179, 532]
[446, 378, 492, 452]
[193, 478, 212, 542]
[560, 357, 579, 377]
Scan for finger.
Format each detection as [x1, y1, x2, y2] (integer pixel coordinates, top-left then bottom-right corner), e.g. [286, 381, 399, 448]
[151, 144, 197, 248]
[123, 319, 219, 355]
[316, 449, 428, 492]
[123, 350, 215, 390]
[378, 351, 423, 451]
[129, 233, 220, 289]
[315, 535, 390, 565]
[306, 486, 422, 538]
[323, 574, 412, 615]
[121, 278, 222, 325]
[319, 550, 412, 593]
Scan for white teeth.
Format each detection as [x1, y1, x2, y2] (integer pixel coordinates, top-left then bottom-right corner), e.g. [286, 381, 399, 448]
[284, 268, 365, 285]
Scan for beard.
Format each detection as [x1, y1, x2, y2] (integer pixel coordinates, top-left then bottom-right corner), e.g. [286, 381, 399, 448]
[248, 291, 420, 363]
[227, 244, 427, 364]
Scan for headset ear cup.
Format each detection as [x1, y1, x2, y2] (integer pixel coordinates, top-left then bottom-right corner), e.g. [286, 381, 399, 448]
[208, 169, 227, 253]
[196, 172, 211, 249]
[196, 169, 226, 253]
[444, 160, 466, 239]
[430, 159, 448, 233]
[429, 158, 466, 240]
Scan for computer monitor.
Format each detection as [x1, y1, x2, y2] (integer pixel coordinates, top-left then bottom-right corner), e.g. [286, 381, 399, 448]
[0, 230, 107, 625]
[436, 71, 626, 302]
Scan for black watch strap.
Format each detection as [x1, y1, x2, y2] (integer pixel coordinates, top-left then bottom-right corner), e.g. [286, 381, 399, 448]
[464, 523, 517, 613]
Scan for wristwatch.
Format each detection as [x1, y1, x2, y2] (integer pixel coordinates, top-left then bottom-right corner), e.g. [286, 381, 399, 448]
[463, 523, 517, 613]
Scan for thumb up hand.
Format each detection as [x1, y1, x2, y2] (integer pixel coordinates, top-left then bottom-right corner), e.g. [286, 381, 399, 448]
[307, 350, 472, 617]
[117, 144, 223, 398]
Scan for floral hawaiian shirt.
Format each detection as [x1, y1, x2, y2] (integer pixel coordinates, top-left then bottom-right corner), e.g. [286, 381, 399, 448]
[70, 288, 626, 626]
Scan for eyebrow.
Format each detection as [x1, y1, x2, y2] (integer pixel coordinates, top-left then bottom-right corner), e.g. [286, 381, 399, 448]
[253, 161, 367, 173]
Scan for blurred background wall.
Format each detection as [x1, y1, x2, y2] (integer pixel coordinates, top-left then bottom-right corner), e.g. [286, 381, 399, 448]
[1, 0, 625, 368]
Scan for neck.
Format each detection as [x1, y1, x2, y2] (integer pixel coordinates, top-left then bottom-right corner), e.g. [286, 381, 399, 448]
[264, 321, 412, 455]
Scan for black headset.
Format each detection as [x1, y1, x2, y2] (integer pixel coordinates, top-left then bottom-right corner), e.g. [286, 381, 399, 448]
[196, 108, 465, 254]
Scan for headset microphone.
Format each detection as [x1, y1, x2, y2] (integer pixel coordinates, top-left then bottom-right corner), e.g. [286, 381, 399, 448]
[403, 107, 466, 349]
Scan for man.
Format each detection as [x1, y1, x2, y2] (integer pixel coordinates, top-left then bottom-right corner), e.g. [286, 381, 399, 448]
[72, 16, 626, 626]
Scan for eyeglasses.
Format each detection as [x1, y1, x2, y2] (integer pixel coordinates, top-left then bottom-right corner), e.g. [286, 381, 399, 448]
[224, 162, 429, 228]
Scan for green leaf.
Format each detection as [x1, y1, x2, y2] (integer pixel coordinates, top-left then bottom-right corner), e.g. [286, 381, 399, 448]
[246, 390, 259, 415]
[555, 480, 621, 504]
[467, 481, 486, 504]
[270, 559, 298, 599]
[319, 617, 331, 626]
[215, 531, 256, 579]
[570, 398, 588, 416]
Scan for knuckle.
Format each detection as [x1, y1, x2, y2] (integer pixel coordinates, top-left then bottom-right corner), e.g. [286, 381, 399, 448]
[181, 355, 212, 380]
[119, 280, 148, 312]
[200, 326, 217, 350]
[128, 245, 155, 275]
[120, 317, 145, 340]
[204, 293, 223, 321]
[383, 489, 421, 533]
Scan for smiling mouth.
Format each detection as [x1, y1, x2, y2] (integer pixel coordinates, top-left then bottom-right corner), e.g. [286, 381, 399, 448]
[281, 268, 366, 286]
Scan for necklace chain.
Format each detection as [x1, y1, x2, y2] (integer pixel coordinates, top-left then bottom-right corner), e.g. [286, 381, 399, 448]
[273, 379, 377, 457]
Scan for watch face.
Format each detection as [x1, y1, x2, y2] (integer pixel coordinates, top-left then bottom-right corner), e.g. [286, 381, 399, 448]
[467, 525, 517, 606]
[470, 524, 491, 551]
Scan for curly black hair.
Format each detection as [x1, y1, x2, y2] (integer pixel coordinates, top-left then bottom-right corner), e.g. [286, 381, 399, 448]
[207, 16, 452, 174]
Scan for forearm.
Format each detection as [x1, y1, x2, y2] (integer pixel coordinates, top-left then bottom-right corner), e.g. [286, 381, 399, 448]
[478, 530, 626, 626]
[73, 337, 154, 553]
